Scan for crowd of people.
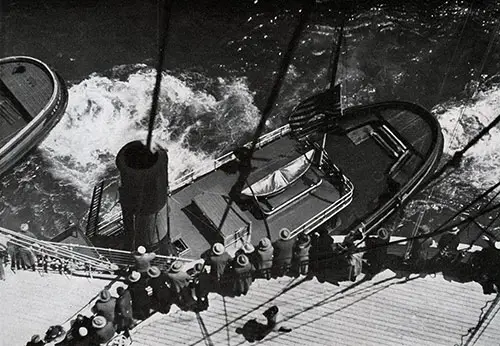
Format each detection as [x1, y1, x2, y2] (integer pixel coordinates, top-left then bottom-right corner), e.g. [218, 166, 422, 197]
[22, 225, 500, 345]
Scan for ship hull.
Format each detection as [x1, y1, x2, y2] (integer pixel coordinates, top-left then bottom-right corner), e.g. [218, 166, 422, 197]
[0, 56, 69, 176]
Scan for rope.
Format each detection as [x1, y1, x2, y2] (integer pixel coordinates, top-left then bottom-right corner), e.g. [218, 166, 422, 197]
[146, 0, 174, 151]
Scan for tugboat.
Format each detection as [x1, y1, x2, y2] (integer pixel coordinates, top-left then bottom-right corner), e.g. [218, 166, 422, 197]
[0, 56, 68, 176]
[92, 29, 443, 259]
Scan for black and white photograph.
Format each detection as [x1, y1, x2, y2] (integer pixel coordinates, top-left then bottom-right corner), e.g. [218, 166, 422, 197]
[1, 0, 500, 344]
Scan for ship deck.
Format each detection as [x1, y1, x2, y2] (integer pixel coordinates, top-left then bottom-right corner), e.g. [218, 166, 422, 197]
[130, 269, 500, 346]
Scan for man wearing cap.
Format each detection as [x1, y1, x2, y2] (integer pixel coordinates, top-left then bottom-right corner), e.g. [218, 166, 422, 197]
[232, 254, 255, 296]
[148, 266, 174, 314]
[115, 286, 134, 337]
[293, 233, 311, 275]
[26, 334, 44, 346]
[92, 289, 117, 324]
[127, 271, 151, 320]
[133, 246, 156, 273]
[256, 238, 274, 279]
[236, 243, 257, 268]
[206, 243, 232, 290]
[273, 228, 295, 277]
[167, 261, 196, 310]
[90, 315, 116, 345]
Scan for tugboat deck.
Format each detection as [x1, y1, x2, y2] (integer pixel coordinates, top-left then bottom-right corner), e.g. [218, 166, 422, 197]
[168, 136, 343, 258]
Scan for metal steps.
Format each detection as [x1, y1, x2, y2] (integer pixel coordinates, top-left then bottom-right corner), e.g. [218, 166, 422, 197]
[86, 181, 105, 238]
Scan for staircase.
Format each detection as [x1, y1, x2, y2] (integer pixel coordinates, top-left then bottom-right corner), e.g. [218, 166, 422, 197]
[86, 181, 105, 238]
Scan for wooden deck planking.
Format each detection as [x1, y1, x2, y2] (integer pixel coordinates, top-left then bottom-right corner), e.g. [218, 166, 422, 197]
[0, 270, 113, 345]
[131, 270, 500, 346]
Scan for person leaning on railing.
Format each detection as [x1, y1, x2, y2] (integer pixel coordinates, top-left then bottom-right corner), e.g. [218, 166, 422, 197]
[272, 228, 295, 277]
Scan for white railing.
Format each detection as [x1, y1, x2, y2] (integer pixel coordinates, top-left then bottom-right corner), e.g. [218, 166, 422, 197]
[0, 227, 117, 272]
[289, 175, 354, 239]
[0, 227, 196, 274]
[170, 124, 291, 190]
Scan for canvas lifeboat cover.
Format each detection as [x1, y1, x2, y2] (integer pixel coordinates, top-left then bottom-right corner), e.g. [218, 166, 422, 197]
[242, 149, 314, 197]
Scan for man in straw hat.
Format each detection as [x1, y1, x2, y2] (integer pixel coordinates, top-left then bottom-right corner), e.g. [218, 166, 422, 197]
[235, 243, 257, 267]
[232, 254, 255, 296]
[91, 315, 116, 345]
[293, 233, 311, 276]
[72, 327, 91, 346]
[273, 228, 295, 277]
[256, 237, 273, 279]
[127, 271, 151, 320]
[148, 265, 174, 314]
[92, 289, 117, 324]
[133, 245, 156, 273]
[167, 261, 196, 310]
[205, 242, 232, 290]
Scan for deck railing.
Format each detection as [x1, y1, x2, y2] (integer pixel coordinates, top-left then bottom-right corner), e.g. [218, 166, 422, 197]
[0, 227, 195, 274]
[289, 174, 354, 239]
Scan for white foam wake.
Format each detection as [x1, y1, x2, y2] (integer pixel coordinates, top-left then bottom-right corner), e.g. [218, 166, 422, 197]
[39, 67, 260, 200]
[434, 84, 500, 190]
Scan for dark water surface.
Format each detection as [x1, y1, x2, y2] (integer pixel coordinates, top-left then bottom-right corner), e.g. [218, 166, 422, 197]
[1, 0, 500, 241]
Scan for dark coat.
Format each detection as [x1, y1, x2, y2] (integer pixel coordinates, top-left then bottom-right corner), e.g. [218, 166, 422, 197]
[115, 289, 134, 329]
[26, 342, 45, 346]
[128, 280, 152, 320]
[92, 297, 117, 323]
[273, 238, 295, 266]
[233, 262, 255, 296]
[150, 274, 174, 312]
[207, 252, 232, 281]
[93, 321, 116, 344]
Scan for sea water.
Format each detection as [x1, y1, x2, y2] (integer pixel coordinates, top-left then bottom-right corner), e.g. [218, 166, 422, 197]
[1, 0, 500, 239]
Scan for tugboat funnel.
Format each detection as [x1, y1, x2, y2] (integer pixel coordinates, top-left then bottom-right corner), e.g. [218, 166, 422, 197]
[116, 140, 174, 255]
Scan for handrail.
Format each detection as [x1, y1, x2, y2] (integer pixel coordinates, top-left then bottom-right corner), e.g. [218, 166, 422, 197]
[288, 173, 354, 239]
[0, 227, 196, 273]
[0, 227, 116, 272]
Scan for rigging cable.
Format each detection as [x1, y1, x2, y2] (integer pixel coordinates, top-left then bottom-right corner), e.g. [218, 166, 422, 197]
[146, 0, 174, 152]
[216, 0, 316, 231]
